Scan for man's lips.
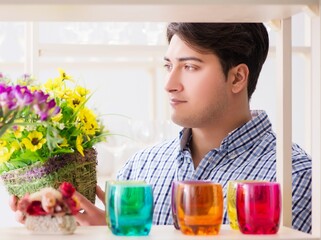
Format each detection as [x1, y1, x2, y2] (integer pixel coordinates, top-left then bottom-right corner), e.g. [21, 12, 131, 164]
[169, 98, 187, 106]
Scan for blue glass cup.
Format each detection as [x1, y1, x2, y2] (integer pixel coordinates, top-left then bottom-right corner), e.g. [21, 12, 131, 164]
[107, 182, 153, 236]
[105, 180, 146, 228]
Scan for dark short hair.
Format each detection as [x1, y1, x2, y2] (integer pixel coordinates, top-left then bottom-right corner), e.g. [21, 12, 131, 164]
[166, 23, 269, 100]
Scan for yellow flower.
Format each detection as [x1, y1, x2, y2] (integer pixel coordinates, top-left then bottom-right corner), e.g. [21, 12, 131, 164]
[58, 138, 69, 148]
[11, 141, 20, 151]
[82, 121, 98, 136]
[21, 131, 47, 152]
[51, 112, 63, 122]
[13, 125, 24, 138]
[76, 135, 84, 156]
[67, 92, 86, 111]
[43, 69, 74, 99]
[57, 88, 72, 100]
[78, 108, 99, 136]
[0, 139, 6, 148]
[0, 147, 13, 163]
[58, 68, 73, 82]
[75, 86, 90, 97]
[44, 78, 63, 92]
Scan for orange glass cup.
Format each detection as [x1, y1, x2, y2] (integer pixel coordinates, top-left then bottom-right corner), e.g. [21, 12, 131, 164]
[176, 181, 223, 235]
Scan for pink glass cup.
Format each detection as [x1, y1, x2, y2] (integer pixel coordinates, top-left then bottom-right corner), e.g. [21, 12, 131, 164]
[236, 182, 281, 234]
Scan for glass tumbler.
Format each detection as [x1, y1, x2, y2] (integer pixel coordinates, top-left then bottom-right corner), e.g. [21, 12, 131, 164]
[171, 180, 180, 230]
[171, 180, 210, 230]
[236, 182, 281, 234]
[227, 180, 240, 230]
[227, 180, 262, 230]
[176, 181, 223, 235]
[107, 182, 153, 236]
[105, 180, 146, 228]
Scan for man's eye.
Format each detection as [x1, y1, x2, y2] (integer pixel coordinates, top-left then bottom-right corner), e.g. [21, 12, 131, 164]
[185, 65, 197, 71]
[163, 64, 172, 71]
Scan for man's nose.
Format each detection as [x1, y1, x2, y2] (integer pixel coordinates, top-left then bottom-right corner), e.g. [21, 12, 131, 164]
[164, 68, 183, 93]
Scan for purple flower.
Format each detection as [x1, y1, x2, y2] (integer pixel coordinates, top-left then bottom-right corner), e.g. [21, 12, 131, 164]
[0, 79, 59, 136]
[0, 83, 7, 93]
[0, 84, 36, 115]
[32, 90, 60, 121]
[0, 85, 12, 115]
[12, 85, 34, 108]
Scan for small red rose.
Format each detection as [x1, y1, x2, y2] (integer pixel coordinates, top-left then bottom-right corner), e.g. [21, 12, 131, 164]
[59, 182, 76, 199]
[65, 197, 80, 215]
[26, 201, 47, 216]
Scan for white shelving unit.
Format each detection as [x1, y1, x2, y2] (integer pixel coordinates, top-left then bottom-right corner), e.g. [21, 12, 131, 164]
[0, 0, 318, 22]
[0, 225, 316, 240]
[0, 1, 319, 239]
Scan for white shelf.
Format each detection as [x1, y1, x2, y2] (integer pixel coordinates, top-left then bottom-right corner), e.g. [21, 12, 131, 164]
[0, 0, 318, 21]
[0, 225, 317, 240]
[0, 0, 319, 238]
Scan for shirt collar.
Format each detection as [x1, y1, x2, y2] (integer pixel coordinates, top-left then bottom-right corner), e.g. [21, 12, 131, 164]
[179, 128, 192, 150]
[178, 110, 272, 155]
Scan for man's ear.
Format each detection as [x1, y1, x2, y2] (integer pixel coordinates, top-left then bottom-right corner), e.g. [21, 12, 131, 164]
[229, 64, 249, 94]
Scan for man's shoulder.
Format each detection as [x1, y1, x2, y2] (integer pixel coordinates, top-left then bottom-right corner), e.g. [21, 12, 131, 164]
[291, 143, 311, 173]
[258, 140, 311, 173]
[252, 133, 311, 173]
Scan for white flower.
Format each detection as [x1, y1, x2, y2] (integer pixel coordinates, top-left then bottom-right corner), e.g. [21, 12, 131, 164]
[29, 187, 62, 202]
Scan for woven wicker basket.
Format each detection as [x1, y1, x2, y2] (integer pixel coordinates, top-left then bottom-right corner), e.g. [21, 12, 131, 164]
[0, 148, 97, 203]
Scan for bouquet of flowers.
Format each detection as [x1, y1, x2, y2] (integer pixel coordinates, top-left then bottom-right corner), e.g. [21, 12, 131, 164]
[18, 182, 80, 234]
[0, 69, 109, 203]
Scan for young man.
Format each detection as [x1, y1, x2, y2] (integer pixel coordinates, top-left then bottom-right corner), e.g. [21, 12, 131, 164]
[11, 23, 312, 233]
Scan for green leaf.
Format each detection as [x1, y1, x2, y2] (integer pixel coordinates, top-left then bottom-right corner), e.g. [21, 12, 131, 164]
[3, 161, 23, 171]
[0, 163, 9, 174]
[45, 125, 63, 151]
[51, 148, 74, 155]
[19, 151, 42, 163]
[9, 160, 30, 169]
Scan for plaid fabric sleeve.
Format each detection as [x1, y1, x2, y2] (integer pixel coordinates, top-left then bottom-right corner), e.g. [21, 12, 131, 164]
[292, 168, 312, 233]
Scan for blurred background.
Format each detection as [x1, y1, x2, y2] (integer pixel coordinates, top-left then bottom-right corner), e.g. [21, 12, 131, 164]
[0, 12, 311, 226]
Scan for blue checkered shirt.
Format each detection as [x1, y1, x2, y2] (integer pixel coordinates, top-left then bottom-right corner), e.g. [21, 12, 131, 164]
[117, 110, 311, 233]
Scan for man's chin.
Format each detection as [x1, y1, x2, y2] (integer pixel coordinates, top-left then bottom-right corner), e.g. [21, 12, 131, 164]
[171, 115, 192, 128]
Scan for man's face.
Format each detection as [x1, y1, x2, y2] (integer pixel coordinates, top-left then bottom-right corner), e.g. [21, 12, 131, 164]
[163, 35, 230, 129]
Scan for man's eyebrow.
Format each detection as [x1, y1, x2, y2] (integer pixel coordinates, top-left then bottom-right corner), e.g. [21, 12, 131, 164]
[163, 57, 203, 63]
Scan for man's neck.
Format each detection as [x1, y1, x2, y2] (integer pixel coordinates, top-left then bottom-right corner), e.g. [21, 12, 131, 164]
[190, 110, 252, 169]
